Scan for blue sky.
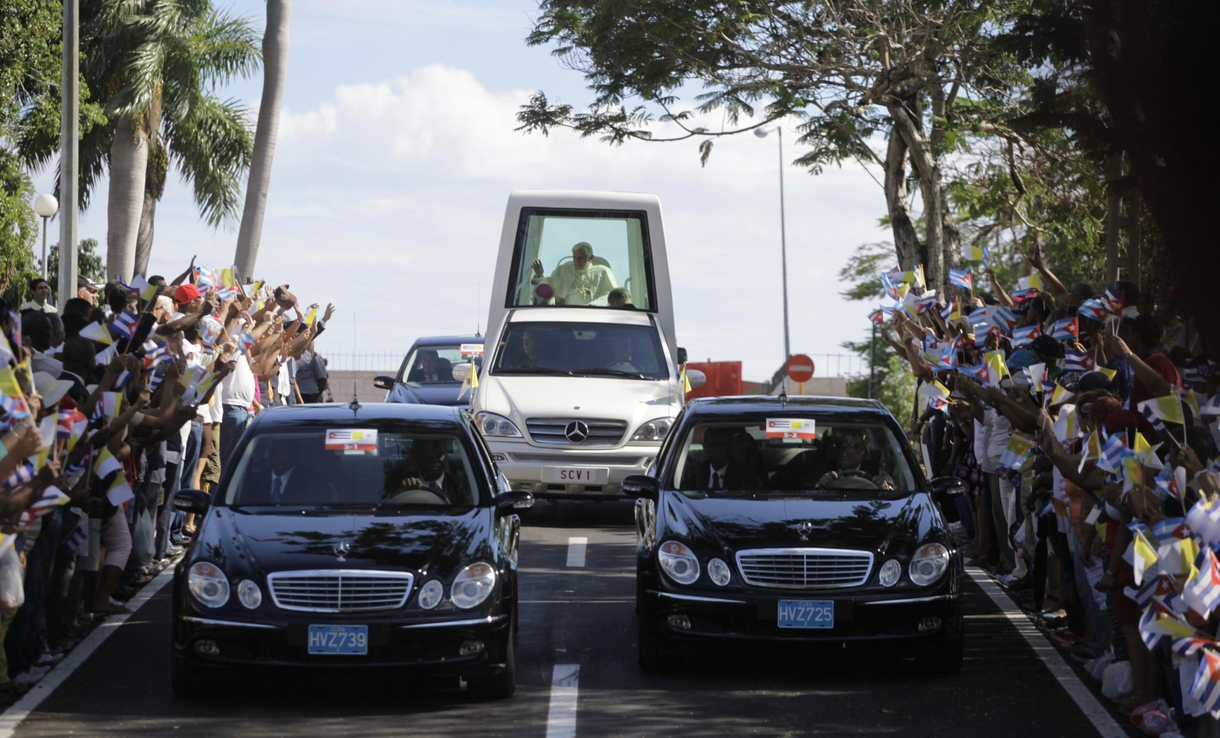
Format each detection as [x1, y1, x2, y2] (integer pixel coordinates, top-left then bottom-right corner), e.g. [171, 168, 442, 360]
[34, 0, 888, 383]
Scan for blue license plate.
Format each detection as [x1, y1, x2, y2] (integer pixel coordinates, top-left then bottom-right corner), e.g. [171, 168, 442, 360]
[777, 600, 834, 629]
[307, 624, 369, 655]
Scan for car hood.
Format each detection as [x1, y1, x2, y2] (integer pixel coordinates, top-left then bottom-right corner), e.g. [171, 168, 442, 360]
[477, 374, 677, 432]
[660, 492, 940, 555]
[387, 382, 468, 407]
[197, 507, 493, 577]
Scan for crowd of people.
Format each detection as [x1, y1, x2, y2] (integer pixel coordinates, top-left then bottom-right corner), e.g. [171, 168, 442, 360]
[874, 245, 1220, 735]
[0, 261, 335, 705]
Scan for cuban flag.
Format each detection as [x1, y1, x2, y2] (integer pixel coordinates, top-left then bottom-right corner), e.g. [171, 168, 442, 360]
[879, 272, 901, 301]
[1050, 317, 1078, 342]
[948, 268, 973, 290]
[1173, 637, 1218, 658]
[938, 298, 960, 323]
[1191, 650, 1220, 717]
[1102, 283, 1124, 314]
[2, 460, 36, 492]
[1095, 432, 1128, 473]
[959, 362, 991, 385]
[63, 523, 88, 555]
[868, 307, 895, 324]
[110, 309, 140, 340]
[1185, 549, 1220, 618]
[237, 330, 257, 355]
[29, 486, 69, 516]
[1077, 298, 1108, 323]
[1063, 349, 1094, 373]
[1010, 288, 1039, 305]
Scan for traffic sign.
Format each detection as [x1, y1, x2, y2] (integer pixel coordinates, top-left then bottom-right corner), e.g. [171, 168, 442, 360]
[786, 354, 815, 383]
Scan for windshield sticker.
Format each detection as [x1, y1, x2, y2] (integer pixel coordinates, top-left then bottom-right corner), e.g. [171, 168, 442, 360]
[460, 343, 484, 356]
[766, 418, 816, 442]
[325, 429, 379, 455]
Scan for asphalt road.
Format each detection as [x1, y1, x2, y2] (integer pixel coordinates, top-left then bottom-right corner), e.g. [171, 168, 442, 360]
[5, 502, 1131, 737]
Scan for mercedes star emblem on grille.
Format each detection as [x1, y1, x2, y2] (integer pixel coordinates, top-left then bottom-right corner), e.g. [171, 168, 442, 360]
[795, 522, 814, 541]
[564, 421, 590, 443]
[333, 541, 350, 561]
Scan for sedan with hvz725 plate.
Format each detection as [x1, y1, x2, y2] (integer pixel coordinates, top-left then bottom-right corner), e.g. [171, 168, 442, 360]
[624, 396, 965, 673]
[170, 402, 532, 699]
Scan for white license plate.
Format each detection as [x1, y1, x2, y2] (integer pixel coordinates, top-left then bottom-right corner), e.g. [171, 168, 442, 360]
[543, 466, 609, 485]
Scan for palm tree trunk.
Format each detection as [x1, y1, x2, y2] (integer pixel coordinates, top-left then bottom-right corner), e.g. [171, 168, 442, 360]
[107, 113, 147, 282]
[234, 0, 292, 279]
[134, 137, 167, 277]
[134, 187, 156, 277]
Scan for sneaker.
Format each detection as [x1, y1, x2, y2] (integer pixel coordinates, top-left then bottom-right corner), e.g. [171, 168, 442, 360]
[168, 545, 185, 557]
[13, 666, 52, 689]
[34, 651, 64, 666]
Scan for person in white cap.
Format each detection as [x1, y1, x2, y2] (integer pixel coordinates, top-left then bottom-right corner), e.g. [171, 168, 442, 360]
[31, 372, 73, 409]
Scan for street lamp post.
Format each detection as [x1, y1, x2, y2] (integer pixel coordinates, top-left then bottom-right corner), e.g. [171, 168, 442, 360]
[34, 194, 59, 281]
[755, 125, 790, 364]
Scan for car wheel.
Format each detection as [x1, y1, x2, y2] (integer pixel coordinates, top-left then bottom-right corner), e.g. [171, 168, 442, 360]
[467, 620, 517, 700]
[170, 656, 211, 698]
[922, 636, 964, 675]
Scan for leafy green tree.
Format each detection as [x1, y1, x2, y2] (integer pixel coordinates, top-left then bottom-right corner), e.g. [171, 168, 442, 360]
[18, 0, 260, 280]
[42, 239, 107, 303]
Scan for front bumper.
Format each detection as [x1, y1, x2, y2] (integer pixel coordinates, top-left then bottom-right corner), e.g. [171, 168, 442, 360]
[641, 578, 962, 644]
[173, 612, 511, 674]
[485, 438, 658, 498]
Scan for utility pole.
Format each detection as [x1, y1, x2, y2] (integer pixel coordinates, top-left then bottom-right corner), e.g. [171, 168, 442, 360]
[754, 125, 791, 363]
[869, 321, 877, 399]
[58, 0, 80, 300]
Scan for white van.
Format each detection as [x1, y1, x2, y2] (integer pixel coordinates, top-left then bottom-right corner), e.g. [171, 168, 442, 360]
[465, 191, 701, 498]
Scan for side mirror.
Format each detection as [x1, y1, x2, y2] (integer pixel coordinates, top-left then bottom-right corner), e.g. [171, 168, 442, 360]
[372, 375, 394, 390]
[451, 363, 470, 382]
[496, 490, 534, 512]
[622, 474, 660, 501]
[685, 369, 706, 390]
[677, 347, 688, 365]
[930, 477, 967, 495]
[173, 488, 212, 514]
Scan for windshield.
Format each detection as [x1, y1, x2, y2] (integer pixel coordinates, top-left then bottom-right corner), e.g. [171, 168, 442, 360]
[223, 429, 485, 508]
[670, 418, 917, 496]
[507, 208, 654, 311]
[492, 321, 669, 380]
[396, 342, 483, 385]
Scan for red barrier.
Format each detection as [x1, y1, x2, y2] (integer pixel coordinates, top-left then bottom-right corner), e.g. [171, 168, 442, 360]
[685, 361, 742, 399]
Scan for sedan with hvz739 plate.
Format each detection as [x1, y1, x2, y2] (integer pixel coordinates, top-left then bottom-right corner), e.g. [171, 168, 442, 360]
[170, 402, 532, 699]
[624, 396, 965, 673]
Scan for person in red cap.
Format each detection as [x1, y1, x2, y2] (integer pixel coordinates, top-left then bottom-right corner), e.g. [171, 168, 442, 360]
[173, 283, 203, 313]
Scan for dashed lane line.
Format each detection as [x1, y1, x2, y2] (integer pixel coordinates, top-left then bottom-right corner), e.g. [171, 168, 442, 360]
[566, 537, 588, 567]
[545, 663, 580, 738]
[0, 566, 176, 738]
[966, 568, 1127, 738]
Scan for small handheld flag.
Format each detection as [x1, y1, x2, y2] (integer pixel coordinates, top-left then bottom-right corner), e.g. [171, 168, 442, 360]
[948, 268, 973, 290]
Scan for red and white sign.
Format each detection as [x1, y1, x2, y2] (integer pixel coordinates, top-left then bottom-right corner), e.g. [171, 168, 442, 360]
[786, 354, 815, 383]
[765, 418, 817, 440]
[325, 429, 378, 453]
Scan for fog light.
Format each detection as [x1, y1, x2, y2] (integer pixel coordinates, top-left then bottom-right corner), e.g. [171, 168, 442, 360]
[194, 639, 220, 657]
[918, 616, 942, 632]
[492, 453, 507, 462]
[667, 614, 692, 631]
[460, 640, 485, 656]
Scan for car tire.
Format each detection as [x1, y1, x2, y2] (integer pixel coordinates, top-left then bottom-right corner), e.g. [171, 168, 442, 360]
[467, 621, 517, 700]
[922, 636, 964, 675]
[170, 656, 210, 698]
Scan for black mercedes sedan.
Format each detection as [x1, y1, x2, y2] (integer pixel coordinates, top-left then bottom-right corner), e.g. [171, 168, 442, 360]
[170, 402, 532, 699]
[623, 396, 965, 673]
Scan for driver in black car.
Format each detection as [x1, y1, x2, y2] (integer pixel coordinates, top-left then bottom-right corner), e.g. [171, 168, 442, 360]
[393, 439, 468, 502]
[816, 430, 895, 491]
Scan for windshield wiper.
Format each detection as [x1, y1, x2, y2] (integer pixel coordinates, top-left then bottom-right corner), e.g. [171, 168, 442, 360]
[494, 366, 575, 376]
[573, 367, 648, 379]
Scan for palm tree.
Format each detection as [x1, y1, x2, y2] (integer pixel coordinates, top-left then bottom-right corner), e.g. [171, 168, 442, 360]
[19, 0, 260, 281]
[234, 0, 291, 279]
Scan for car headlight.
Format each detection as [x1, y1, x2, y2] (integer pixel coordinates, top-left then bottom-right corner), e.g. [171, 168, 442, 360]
[451, 563, 496, 609]
[188, 562, 230, 608]
[475, 412, 522, 438]
[418, 579, 444, 610]
[707, 557, 731, 587]
[237, 579, 262, 609]
[909, 543, 950, 586]
[658, 541, 700, 585]
[631, 418, 673, 442]
[878, 559, 901, 587]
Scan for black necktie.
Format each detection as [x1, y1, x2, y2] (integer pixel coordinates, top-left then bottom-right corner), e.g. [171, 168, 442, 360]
[711, 470, 723, 490]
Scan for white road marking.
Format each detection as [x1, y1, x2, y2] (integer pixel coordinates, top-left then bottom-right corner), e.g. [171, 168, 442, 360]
[566, 537, 587, 567]
[0, 566, 176, 738]
[545, 663, 580, 738]
[967, 568, 1127, 738]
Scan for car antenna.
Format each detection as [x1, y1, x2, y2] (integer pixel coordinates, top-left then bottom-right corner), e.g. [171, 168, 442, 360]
[779, 384, 789, 406]
[349, 383, 361, 414]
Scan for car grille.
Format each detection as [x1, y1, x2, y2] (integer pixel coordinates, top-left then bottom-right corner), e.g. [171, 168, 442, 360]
[525, 418, 627, 446]
[511, 452, 641, 466]
[266, 570, 415, 613]
[735, 548, 874, 589]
